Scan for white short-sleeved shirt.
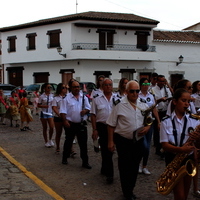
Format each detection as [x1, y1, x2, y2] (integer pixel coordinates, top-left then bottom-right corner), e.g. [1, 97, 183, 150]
[191, 93, 200, 109]
[52, 95, 67, 117]
[106, 96, 149, 139]
[160, 111, 200, 146]
[38, 93, 54, 115]
[90, 88, 103, 99]
[138, 91, 155, 108]
[152, 85, 172, 111]
[59, 92, 91, 123]
[90, 93, 117, 124]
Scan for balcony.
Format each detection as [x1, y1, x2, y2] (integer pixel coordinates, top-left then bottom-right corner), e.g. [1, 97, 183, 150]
[72, 43, 156, 52]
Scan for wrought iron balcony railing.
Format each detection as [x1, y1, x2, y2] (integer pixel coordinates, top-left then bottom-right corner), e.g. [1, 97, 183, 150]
[72, 43, 156, 52]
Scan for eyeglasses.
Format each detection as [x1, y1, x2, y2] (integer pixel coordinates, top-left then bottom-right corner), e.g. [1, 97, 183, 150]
[62, 87, 67, 89]
[142, 83, 150, 86]
[129, 89, 140, 93]
[47, 86, 52, 89]
[72, 86, 80, 89]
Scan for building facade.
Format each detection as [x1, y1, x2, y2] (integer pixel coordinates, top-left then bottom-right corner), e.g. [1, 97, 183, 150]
[0, 11, 200, 88]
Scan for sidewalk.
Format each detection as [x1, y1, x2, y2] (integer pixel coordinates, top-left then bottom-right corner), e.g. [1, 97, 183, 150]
[0, 150, 59, 200]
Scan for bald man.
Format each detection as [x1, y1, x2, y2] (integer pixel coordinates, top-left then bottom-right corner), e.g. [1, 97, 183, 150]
[107, 80, 151, 200]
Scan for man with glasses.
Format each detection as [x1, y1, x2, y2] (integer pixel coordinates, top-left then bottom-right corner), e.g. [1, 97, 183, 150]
[60, 80, 91, 169]
[152, 75, 172, 157]
[107, 80, 150, 200]
[91, 78, 119, 184]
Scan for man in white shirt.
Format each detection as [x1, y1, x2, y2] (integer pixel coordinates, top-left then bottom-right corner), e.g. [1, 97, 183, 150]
[60, 80, 91, 169]
[91, 78, 119, 184]
[152, 75, 172, 157]
[107, 80, 150, 200]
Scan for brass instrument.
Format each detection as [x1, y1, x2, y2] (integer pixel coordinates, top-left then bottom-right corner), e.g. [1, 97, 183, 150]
[156, 124, 200, 195]
[186, 109, 200, 119]
[142, 104, 156, 126]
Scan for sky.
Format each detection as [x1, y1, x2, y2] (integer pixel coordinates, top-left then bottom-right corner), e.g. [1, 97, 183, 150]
[0, 0, 199, 30]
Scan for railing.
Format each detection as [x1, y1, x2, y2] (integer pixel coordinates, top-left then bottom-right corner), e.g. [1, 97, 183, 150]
[72, 43, 156, 52]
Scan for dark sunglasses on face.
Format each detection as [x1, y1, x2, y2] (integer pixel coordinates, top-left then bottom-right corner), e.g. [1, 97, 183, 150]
[47, 86, 52, 89]
[129, 89, 140, 93]
[62, 87, 67, 89]
[142, 83, 150, 86]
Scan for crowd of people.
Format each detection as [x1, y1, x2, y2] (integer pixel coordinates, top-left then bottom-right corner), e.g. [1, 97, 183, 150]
[1, 74, 200, 200]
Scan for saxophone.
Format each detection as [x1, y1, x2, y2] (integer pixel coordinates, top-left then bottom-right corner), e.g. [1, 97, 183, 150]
[142, 104, 156, 126]
[156, 124, 200, 195]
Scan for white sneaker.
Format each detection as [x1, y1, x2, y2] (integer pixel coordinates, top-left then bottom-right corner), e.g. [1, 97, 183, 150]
[138, 165, 143, 173]
[49, 140, 54, 147]
[142, 168, 151, 175]
[45, 142, 51, 148]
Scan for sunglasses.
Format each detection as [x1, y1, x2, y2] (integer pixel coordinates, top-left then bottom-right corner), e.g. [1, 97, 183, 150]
[62, 87, 67, 89]
[187, 86, 193, 90]
[142, 83, 150, 86]
[129, 89, 140, 93]
[47, 86, 52, 89]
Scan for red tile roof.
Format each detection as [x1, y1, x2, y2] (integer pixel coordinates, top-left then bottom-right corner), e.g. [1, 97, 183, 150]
[153, 30, 200, 44]
[0, 11, 159, 32]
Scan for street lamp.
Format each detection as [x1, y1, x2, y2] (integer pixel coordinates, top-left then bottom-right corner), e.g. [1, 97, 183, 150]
[57, 47, 66, 58]
[176, 55, 184, 66]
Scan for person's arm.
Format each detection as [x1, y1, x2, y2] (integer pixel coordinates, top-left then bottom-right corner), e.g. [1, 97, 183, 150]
[91, 114, 98, 140]
[108, 125, 116, 152]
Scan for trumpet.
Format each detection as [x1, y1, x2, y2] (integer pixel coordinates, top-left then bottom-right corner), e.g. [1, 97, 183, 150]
[186, 109, 200, 119]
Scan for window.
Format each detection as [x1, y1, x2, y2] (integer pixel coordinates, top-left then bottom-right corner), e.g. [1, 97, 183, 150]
[135, 31, 150, 51]
[97, 29, 116, 50]
[7, 36, 17, 52]
[0, 39, 2, 55]
[26, 33, 37, 50]
[119, 69, 136, 80]
[46, 29, 62, 48]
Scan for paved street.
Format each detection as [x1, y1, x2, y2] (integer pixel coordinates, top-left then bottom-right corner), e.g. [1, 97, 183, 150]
[0, 114, 199, 200]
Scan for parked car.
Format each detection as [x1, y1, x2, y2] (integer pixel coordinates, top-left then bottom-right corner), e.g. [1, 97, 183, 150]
[25, 83, 58, 101]
[79, 82, 96, 95]
[0, 84, 17, 97]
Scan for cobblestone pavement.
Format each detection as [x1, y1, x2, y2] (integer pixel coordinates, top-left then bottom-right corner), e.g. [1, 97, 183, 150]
[0, 114, 199, 200]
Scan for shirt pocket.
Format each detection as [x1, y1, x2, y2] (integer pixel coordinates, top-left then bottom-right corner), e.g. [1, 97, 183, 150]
[68, 102, 76, 111]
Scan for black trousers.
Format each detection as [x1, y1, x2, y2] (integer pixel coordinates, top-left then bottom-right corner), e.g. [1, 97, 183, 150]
[63, 121, 88, 164]
[114, 133, 144, 199]
[96, 122, 114, 178]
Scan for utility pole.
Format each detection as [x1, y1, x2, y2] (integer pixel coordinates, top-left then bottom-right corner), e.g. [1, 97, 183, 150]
[76, 0, 78, 13]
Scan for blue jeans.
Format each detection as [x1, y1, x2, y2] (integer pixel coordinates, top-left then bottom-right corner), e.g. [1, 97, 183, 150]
[142, 125, 153, 166]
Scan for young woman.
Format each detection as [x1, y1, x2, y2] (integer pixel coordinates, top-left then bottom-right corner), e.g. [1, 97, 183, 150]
[52, 83, 67, 153]
[116, 78, 128, 98]
[90, 75, 105, 99]
[38, 83, 54, 147]
[19, 92, 33, 131]
[160, 88, 200, 200]
[138, 78, 160, 175]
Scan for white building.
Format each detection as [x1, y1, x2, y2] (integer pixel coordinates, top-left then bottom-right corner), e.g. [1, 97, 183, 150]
[0, 11, 200, 88]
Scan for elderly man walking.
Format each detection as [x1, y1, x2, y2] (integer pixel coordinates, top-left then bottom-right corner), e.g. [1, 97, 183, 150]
[107, 80, 151, 200]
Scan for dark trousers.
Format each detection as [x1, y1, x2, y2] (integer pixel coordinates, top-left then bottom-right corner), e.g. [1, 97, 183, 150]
[114, 133, 144, 199]
[153, 111, 166, 154]
[96, 122, 113, 178]
[63, 122, 88, 164]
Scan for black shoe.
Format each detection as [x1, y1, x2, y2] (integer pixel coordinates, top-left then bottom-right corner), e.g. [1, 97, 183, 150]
[106, 177, 113, 184]
[62, 159, 68, 165]
[82, 163, 92, 169]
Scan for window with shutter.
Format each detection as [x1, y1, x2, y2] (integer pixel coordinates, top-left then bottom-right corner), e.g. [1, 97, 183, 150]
[26, 33, 37, 50]
[7, 36, 17, 52]
[47, 29, 62, 48]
